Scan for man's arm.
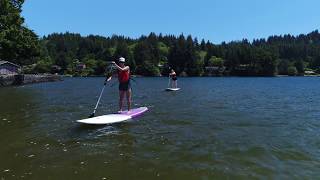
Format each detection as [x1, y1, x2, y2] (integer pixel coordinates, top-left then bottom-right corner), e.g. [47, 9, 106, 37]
[112, 61, 129, 71]
[104, 65, 114, 84]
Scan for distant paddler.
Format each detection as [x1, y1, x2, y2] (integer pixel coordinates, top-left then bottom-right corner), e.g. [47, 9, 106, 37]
[169, 69, 178, 88]
[108, 57, 132, 112]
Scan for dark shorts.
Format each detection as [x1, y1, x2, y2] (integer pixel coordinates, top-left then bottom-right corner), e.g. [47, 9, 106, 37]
[172, 77, 177, 81]
[119, 81, 131, 91]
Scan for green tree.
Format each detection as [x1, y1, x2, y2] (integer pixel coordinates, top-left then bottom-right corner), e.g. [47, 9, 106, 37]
[208, 56, 224, 67]
[34, 57, 53, 73]
[0, 0, 40, 65]
[158, 42, 169, 63]
[288, 66, 297, 76]
[185, 35, 202, 76]
[253, 48, 277, 76]
[134, 41, 159, 76]
[200, 39, 206, 51]
[277, 59, 289, 75]
[168, 34, 186, 74]
[294, 59, 304, 75]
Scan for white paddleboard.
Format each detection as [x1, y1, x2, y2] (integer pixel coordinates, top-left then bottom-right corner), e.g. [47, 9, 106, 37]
[165, 88, 180, 91]
[119, 107, 148, 118]
[77, 114, 131, 125]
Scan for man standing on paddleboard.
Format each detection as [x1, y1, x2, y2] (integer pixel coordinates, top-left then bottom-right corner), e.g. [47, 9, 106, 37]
[110, 57, 131, 112]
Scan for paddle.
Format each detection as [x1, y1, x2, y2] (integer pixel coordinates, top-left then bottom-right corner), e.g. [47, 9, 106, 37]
[88, 64, 113, 118]
[88, 79, 108, 118]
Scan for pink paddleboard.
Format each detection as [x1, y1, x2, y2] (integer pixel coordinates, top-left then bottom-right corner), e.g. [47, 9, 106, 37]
[119, 107, 148, 118]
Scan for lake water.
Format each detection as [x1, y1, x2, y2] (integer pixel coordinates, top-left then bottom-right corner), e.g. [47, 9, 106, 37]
[1, 77, 320, 179]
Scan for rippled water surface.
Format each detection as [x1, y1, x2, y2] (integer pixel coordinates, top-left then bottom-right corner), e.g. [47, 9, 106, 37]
[1, 77, 320, 179]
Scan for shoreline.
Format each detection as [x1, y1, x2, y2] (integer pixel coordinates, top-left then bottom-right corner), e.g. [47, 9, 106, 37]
[63, 74, 320, 78]
[0, 74, 63, 87]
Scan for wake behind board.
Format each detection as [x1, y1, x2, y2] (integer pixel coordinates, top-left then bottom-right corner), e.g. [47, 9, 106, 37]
[77, 114, 131, 125]
[165, 88, 180, 91]
[119, 107, 148, 118]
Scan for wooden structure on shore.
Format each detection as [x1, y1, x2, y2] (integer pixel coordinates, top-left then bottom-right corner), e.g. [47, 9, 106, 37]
[0, 61, 21, 75]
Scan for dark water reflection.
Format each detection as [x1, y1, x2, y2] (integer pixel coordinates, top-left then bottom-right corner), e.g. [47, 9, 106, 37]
[1, 77, 320, 179]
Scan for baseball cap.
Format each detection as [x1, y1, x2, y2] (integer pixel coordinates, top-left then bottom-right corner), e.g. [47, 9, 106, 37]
[119, 57, 125, 63]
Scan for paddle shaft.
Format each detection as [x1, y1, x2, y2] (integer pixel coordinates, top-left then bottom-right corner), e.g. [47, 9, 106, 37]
[91, 84, 106, 115]
[89, 63, 114, 117]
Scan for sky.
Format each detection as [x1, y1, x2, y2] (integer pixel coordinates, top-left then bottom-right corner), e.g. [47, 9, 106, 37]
[22, 0, 320, 44]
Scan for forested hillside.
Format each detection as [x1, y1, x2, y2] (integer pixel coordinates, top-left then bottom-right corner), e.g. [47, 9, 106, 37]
[1, 0, 320, 76]
[38, 31, 320, 76]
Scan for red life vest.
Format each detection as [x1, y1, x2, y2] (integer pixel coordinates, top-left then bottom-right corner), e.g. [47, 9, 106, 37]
[118, 70, 130, 83]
